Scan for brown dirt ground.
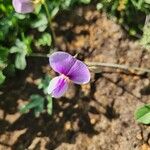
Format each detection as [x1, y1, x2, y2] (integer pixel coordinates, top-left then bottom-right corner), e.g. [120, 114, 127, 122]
[0, 5, 150, 150]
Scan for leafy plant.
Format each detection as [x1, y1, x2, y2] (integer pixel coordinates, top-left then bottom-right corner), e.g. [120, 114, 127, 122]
[31, 13, 48, 32]
[0, 0, 92, 85]
[140, 20, 150, 50]
[20, 75, 53, 116]
[10, 37, 32, 70]
[135, 104, 150, 124]
[0, 71, 5, 85]
[35, 33, 52, 48]
[97, 0, 150, 37]
[20, 94, 45, 117]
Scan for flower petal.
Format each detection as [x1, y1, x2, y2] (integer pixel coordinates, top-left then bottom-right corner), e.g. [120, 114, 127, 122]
[13, 0, 34, 14]
[47, 76, 68, 98]
[49, 52, 90, 84]
[67, 60, 90, 84]
[49, 52, 76, 75]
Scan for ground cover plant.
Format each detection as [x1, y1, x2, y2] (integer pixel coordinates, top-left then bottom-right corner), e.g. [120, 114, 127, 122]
[0, 0, 150, 149]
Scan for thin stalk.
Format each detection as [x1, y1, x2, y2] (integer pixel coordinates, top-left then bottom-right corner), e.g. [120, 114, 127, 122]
[43, 1, 56, 47]
[28, 53, 150, 74]
[29, 53, 50, 57]
[86, 62, 150, 74]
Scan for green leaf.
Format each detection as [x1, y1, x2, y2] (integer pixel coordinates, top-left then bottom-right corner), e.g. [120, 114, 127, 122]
[51, 7, 59, 19]
[15, 13, 26, 19]
[10, 39, 31, 70]
[0, 47, 8, 72]
[37, 75, 51, 94]
[10, 46, 20, 53]
[20, 94, 44, 117]
[0, 71, 5, 85]
[0, 14, 15, 41]
[96, 3, 103, 10]
[0, 60, 7, 70]
[4, 64, 15, 77]
[0, 46, 9, 62]
[34, 3, 42, 14]
[135, 104, 150, 124]
[21, 33, 33, 54]
[10, 39, 27, 54]
[145, 0, 150, 4]
[46, 95, 53, 115]
[15, 53, 26, 70]
[80, 0, 91, 4]
[61, 0, 72, 9]
[31, 14, 48, 32]
[140, 23, 150, 50]
[35, 33, 52, 47]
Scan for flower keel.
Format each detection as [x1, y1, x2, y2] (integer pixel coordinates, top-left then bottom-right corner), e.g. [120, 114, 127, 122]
[47, 76, 69, 98]
[48, 52, 91, 98]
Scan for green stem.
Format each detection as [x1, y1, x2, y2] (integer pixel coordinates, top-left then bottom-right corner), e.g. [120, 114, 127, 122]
[86, 62, 150, 74]
[43, 1, 56, 47]
[29, 53, 50, 57]
[28, 53, 150, 75]
[43, 1, 50, 21]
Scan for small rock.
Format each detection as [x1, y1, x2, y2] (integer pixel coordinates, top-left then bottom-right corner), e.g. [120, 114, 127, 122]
[136, 133, 143, 140]
[64, 121, 72, 131]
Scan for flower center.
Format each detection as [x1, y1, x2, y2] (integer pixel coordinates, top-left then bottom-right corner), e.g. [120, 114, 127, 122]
[61, 74, 70, 83]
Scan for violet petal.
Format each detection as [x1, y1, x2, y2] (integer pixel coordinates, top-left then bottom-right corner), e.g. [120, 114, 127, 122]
[47, 76, 68, 98]
[13, 0, 34, 14]
[67, 59, 90, 84]
[49, 52, 76, 75]
[49, 52, 90, 84]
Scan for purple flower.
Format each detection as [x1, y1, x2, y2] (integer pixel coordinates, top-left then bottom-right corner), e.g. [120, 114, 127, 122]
[12, 0, 34, 14]
[48, 52, 90, 98]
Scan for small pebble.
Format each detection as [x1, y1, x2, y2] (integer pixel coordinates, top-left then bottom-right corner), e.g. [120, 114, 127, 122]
[136, 133, 142, 140]
[64, 121, 72, 131]
[90, 118, 96, 125]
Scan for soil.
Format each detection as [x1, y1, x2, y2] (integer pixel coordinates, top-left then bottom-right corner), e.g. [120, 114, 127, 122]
[0, 5, 150, 150]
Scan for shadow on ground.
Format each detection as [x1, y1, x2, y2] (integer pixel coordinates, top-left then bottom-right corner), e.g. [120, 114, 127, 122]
[0, 57, 100, 150]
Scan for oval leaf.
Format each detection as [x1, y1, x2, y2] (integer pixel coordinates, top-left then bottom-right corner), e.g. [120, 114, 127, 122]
[15, 53, 26, 70]
[0, 71, 5, 85]
[135, 104, 150, 124]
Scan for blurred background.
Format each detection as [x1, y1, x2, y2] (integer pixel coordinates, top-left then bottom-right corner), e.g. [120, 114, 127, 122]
[0, 0, 150, 149]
